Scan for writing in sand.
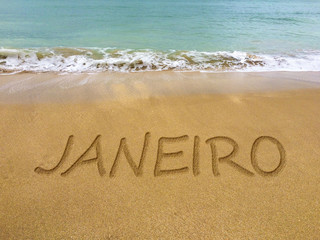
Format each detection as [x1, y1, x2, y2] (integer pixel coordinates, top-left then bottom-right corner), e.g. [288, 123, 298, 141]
[35, 133, 286, 177]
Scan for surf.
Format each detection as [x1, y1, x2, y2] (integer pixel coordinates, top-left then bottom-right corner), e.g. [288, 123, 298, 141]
[1, 47, 320, 74]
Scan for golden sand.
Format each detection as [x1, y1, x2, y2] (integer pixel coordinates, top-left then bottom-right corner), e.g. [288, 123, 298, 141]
[0, 72, 320, 239]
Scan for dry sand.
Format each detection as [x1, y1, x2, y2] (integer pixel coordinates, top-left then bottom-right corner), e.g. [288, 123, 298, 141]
[0, 72, 320, 239]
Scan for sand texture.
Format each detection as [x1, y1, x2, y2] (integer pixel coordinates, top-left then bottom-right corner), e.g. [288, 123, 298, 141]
[0, 72, 320, 239]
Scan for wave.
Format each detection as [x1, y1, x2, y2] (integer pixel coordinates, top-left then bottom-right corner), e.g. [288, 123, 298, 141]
[0, 47, 319, 74]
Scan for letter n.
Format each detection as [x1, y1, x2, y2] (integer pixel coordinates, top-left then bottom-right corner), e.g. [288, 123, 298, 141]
[109, 132, 151, 177]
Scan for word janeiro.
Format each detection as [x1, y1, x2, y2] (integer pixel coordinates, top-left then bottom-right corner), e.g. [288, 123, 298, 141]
[35, 133, 286, 177]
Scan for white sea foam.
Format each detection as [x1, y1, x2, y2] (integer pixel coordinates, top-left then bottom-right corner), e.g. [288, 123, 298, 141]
[0, 47, 319, 74]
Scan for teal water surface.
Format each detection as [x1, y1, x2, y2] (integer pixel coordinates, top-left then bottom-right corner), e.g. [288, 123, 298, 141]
[1, 0, 320, 53]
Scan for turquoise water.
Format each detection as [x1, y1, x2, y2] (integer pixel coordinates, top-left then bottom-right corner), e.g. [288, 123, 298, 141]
[0, 0, 320, 72]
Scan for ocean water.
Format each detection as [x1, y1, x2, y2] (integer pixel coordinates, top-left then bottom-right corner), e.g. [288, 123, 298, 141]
[0, 0, 319, 73]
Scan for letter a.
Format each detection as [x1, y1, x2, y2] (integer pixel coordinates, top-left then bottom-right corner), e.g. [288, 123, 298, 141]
[61, 135, 106, 177]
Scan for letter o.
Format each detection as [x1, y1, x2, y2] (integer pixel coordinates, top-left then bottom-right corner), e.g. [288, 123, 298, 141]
[251, 136, 286, 176]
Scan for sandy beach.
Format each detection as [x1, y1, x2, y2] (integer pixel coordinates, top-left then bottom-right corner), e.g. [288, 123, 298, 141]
[1, 72, 320, 239]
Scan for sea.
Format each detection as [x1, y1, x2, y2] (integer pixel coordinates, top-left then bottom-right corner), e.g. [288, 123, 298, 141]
[0, 0, 320, 73]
